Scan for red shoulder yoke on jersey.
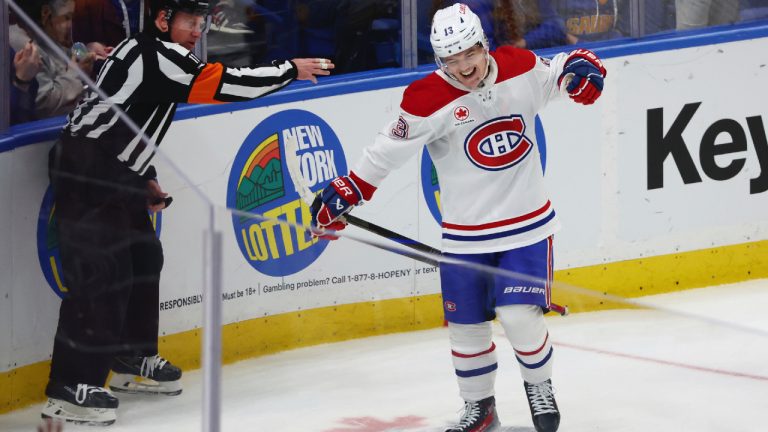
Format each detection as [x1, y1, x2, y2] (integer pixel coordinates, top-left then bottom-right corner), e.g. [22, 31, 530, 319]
[492, 46, 537, 83]
[401, 73, 467, 118]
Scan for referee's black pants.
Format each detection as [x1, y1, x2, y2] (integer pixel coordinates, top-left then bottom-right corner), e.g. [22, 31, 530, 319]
[48, 137, 164, 387]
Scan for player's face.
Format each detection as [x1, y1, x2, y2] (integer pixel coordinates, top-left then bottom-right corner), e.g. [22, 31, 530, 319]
[441, 44, 488, 89]
[170, 11, 207, 50]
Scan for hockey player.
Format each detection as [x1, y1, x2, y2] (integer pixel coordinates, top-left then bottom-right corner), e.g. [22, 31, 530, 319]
[44, 0, 334, 425]
[310, 3, 605, 432]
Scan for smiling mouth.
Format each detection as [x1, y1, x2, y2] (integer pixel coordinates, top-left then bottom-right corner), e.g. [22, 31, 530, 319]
[460, 68, 476, 78]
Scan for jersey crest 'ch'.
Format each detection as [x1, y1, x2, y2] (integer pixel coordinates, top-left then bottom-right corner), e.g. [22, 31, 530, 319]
[464, 115, 533, 171]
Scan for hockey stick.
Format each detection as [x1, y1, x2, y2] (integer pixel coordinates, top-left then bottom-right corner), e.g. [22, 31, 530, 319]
[282, 137, 440, 267]
[345, 214, 442, 265]
[283, 136, 568, 316]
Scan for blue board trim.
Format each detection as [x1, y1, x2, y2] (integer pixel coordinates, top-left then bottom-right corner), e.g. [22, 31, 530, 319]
[3, 20, 767, 153]
[0, 117, 65, 152]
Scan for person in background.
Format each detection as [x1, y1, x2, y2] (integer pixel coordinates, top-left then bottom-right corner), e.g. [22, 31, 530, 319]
[72, 0, 151, 78]
[10, 42, 42, 125]
[554, 0, 625, 44]
[494, 0, 571, 48]
[72, 0, 150, 69]
[432, 0, 570, 50]
[676, 0, 740, 30]
[334, 0, 401, 72]
[295, 0, 338, 60]
[9, 0, 94, 119]
[311, 3, 605, 432]
[740, 0, 768, 22]
[73, 0, 148, 48]
[44, 0, 334, 426]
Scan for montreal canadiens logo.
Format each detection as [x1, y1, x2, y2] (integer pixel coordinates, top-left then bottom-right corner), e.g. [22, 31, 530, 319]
[464, 115, 533, 171]
[445, 301, 457, 312]
[454, 106, 469, 121]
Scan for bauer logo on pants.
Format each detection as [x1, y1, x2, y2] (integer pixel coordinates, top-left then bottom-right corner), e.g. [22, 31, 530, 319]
[227, 110, 348, 277]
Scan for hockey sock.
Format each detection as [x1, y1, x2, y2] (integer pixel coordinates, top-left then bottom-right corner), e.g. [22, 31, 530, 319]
[497, 304, 553, 384]
[448, 321, 497, 401]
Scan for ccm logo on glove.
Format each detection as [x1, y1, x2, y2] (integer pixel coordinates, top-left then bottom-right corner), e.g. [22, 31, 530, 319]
[310, 172, 377, 240]
[558, 49, 606, 105]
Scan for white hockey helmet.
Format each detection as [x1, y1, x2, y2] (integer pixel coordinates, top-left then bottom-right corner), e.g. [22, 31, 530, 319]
[430, 3, 488, 61]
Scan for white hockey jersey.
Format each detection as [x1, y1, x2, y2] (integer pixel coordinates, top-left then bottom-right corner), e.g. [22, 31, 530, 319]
[354, 47, 569, 254]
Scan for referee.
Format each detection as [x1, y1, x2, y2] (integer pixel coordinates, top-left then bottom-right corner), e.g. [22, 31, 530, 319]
[43, 0, 334, 425]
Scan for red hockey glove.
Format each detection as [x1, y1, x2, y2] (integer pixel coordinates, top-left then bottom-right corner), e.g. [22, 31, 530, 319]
[558, 49, 606, 105]
[310, 172, 376, 240]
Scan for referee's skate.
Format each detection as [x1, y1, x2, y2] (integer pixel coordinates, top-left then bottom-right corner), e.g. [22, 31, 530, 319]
[109, 355, 183, 396]
[41, 382, 118, 426]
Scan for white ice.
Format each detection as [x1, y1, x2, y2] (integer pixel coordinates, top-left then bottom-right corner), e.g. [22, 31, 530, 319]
[2, 280, 767, 432]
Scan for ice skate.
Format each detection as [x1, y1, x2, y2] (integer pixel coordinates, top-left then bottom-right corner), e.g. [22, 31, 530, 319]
[445, 396, 499, 432]
[524, 379, 560, 432]
[109, 354, 182, 396]
[41, 381, 119, 426]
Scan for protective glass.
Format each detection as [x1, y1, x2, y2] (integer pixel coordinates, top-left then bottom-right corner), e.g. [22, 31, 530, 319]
[1, 0, 767, 431]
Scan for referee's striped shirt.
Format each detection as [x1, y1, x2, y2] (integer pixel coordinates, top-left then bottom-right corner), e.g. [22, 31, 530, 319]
[63, 31, 297, 177]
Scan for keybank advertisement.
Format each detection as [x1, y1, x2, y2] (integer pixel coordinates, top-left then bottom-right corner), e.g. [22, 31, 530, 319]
[614, 44, 768, 256]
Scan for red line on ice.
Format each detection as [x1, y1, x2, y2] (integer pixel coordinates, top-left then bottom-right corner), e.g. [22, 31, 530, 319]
[555, 341, 768, 382]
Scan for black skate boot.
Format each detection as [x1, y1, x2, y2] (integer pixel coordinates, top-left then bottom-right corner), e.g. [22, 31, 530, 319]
[524, 379, 560, 432]
[109, 354, 182, 395]
[41, 381, 119, 426]
[445, 396, 500, 432]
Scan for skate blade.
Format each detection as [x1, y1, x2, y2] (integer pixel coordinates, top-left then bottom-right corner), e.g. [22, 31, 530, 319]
[41, 398, 116, 426]
[109, 373, 182, 396]
[439, 416, 502, 432]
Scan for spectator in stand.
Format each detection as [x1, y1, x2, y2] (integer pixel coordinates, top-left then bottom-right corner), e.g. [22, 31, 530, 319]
[334, 0, 400, 72]
[73, 0, 137, 48]
[261, 0, 300, 61]
[432, 0, 570, 50]
[72, 0, 151, 78]
[644, 0, 677, 35]
[9, 0, 94, 119]
[72, 0, 150, 56]
[207, 0, 270, 66]
[295, 0, 338, 60]
[10, 42, 42, 125]
[676, 0, 740, 30]
[740, 0, 768, 22]
[496, 0, 570, 48]
[210, 0, 259, 33]
[553, 0, 625, 44]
